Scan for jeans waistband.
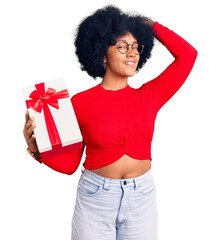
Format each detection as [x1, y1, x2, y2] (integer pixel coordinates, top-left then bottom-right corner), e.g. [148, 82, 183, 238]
[81, 167, 154, 190]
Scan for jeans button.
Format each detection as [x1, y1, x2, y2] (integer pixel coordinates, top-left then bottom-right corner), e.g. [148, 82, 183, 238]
[123, 180, 127, 185]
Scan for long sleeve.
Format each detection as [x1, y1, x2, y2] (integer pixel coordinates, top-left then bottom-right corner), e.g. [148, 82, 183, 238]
[38, 97, 85, 175]
[142, 22, 198, 112]
[39, 142, 85, 175]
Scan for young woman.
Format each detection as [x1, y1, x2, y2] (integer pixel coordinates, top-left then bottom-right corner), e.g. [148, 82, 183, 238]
[23, 5, 198, 240]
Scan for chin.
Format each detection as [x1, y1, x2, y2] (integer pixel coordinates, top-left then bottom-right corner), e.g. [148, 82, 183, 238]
[114, 69, 137, 78]
[121, 73, 135, 78]
[126, 71, 136, 77]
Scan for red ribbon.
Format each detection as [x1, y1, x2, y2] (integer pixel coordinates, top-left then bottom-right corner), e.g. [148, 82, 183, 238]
[26, 82, 70, 150]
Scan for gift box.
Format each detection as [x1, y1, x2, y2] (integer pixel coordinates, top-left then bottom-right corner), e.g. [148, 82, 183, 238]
[23, 78, 83, 159]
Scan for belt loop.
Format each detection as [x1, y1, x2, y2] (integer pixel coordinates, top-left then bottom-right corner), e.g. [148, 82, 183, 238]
[103, 179, 110, 191]
[133, 178, 137, 190]
[81, 166, 84, 173]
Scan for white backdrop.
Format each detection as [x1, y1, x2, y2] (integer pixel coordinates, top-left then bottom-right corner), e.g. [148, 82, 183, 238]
[1, 0, 219, 239]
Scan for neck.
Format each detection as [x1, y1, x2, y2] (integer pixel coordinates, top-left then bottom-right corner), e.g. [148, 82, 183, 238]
[101, 70, 128, 91]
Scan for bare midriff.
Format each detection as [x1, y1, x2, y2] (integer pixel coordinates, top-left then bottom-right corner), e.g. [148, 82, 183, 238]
[90, 154, 151, 179]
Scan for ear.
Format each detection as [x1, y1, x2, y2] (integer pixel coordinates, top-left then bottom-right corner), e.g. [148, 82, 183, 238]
[103, 56, 107, 63]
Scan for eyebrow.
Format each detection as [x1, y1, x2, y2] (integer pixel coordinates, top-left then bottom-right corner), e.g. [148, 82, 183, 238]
[116, 40, 138, 44]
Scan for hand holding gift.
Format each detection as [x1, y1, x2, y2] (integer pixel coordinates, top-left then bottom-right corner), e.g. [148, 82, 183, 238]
[23, 111, 42, 160]
[23, 78, 83, 161]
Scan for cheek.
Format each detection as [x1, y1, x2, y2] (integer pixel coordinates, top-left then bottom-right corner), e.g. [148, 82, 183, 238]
[107, 53, 124, 68]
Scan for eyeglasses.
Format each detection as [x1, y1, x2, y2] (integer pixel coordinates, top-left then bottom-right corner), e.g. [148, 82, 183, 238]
[110, 41, 144, 55]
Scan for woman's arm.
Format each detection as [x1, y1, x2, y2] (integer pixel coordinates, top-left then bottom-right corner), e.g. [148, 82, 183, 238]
[38, 142, 85, 175]
[142, 21, 198, 112]
[24, 96, 85, 175]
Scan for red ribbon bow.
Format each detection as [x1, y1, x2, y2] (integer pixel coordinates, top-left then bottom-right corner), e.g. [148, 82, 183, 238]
[26, 82, 70, 150]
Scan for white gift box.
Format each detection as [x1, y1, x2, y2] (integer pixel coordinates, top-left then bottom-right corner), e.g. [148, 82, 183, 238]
[23, 78, 83, 159]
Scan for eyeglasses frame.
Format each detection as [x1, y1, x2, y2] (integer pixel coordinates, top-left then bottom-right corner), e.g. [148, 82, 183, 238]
[110, 40, 144, 55]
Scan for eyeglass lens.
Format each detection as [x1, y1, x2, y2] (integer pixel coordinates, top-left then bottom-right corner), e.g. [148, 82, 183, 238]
[116, 42, 143, 54]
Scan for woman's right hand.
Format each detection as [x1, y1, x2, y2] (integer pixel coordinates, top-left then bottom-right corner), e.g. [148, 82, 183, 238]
[23, 110, 40, 156]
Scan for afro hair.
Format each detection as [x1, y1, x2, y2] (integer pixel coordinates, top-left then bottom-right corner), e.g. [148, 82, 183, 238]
[74, 5, 154, 79]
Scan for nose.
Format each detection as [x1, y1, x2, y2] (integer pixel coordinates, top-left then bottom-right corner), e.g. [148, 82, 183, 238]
[126, 45, 136, 57]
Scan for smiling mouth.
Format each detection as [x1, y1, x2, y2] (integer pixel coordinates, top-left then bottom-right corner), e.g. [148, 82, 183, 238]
[124, 62, 135, 66]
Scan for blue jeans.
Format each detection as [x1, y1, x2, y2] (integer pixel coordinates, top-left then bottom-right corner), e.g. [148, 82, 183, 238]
[71, 168, 158, 240]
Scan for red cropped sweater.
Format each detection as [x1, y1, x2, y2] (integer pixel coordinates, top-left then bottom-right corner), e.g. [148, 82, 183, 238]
[39, 22, 198, 174]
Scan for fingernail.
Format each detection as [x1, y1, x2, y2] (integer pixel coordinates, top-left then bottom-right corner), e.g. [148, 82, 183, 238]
[31, 117, 36, 121]
[32, 123, 36, 128]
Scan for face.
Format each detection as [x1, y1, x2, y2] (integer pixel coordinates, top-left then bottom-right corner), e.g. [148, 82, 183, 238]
[103, 32, 140, 79]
